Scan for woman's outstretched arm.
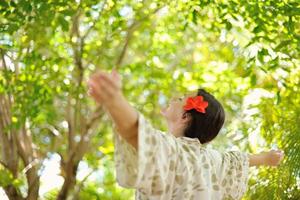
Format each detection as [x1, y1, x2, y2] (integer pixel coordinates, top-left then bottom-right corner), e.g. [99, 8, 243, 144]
[248, 150, 284, 167]
[88, 70, 138, 149]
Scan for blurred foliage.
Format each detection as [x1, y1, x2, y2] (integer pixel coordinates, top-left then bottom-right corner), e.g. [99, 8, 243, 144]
[245, 70, 300, 200]
[0, 0, 299, 199]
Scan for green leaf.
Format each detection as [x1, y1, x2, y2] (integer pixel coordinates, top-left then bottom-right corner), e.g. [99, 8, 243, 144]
[253, 25, 262, 33]
[250, 74, 257, 86]
[225, 20, 232, 30]
[275, 91, 281, 105]
[58, 15, 69, 31]
[0, 1, 9, 8]
[0, 165, 14, 187]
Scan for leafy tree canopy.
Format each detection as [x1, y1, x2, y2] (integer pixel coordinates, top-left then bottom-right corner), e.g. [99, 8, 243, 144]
[0, 0, 299, 199]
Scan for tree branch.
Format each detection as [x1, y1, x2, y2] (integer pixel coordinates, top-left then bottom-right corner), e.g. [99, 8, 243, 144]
[71, 170, 94, 200]
[0, 159, 9, 169]
[15, 126, 40, 200]
[114, 6, 163, 69]
[81, 0, 108, 42]
[85, 106, 104, 132]
[0, 48, 8, 70]
[66, 94, 75, 152]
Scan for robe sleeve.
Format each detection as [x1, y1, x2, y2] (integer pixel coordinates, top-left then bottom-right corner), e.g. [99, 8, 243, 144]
[219, 151, 250, 199]
[113, 112, 178, 195]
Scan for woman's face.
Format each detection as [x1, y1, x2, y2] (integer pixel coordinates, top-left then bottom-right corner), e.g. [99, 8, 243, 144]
[161, 91, 197, 124]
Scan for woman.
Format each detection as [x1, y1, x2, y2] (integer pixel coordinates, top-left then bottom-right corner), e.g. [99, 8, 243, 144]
[87, 70, 284, 200]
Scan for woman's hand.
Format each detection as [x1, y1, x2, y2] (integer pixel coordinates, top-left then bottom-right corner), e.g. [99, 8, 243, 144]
[249, 149, 284, 167]
[263, 150, 284, 166]
[87, 69, 138, 149]
[87, 69, 122, 108]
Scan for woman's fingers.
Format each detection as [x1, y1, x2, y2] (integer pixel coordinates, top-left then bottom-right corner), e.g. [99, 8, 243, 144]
[96, 74, 118, 99]
[89, 71, 119, 91]
[88, 80, 104, 103]
[267, 150, 284, 166]
[88, 71, 122, 105]
[98, 72, 120, 91]
[111, 69, 122, 89]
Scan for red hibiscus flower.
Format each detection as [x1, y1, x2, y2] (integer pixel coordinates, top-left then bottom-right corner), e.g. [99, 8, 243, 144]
[183, 96, 208, 113]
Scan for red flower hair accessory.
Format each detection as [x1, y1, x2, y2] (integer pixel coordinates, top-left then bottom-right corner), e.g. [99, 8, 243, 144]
[183, 96, 208, 113]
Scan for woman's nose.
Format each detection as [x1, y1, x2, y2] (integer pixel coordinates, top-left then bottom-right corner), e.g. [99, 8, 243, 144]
[160, 107, 167, 116]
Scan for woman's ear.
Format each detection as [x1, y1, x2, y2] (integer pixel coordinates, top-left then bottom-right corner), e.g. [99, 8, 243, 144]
[181, 112, 192, 124]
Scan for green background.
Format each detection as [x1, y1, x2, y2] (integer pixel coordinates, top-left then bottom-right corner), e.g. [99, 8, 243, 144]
[0, 0, 299, 199]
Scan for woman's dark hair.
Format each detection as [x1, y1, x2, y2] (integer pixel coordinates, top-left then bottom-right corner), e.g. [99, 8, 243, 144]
[183, 89, 225, 144]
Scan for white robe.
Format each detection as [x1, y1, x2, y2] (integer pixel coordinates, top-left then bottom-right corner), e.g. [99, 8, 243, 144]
[114, 112, 249, 200]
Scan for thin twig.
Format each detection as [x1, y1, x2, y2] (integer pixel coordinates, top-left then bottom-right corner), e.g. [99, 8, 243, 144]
[81, 0, 108, 41]
[114, 6, 163, 69]
[85, 106, 104, 131]
[71, 170, 94, 200]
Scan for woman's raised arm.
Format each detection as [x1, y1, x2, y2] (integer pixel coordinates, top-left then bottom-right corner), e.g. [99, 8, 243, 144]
[87, 70, 138, 149]
[248, 150, 284, 167]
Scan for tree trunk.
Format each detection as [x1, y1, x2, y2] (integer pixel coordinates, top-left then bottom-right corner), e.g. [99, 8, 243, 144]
[25, 166, 40, 200]
[57, 161, 79, 200]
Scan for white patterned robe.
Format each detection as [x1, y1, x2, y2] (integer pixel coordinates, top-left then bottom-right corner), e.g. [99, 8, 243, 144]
[113, 112, 249, 200]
